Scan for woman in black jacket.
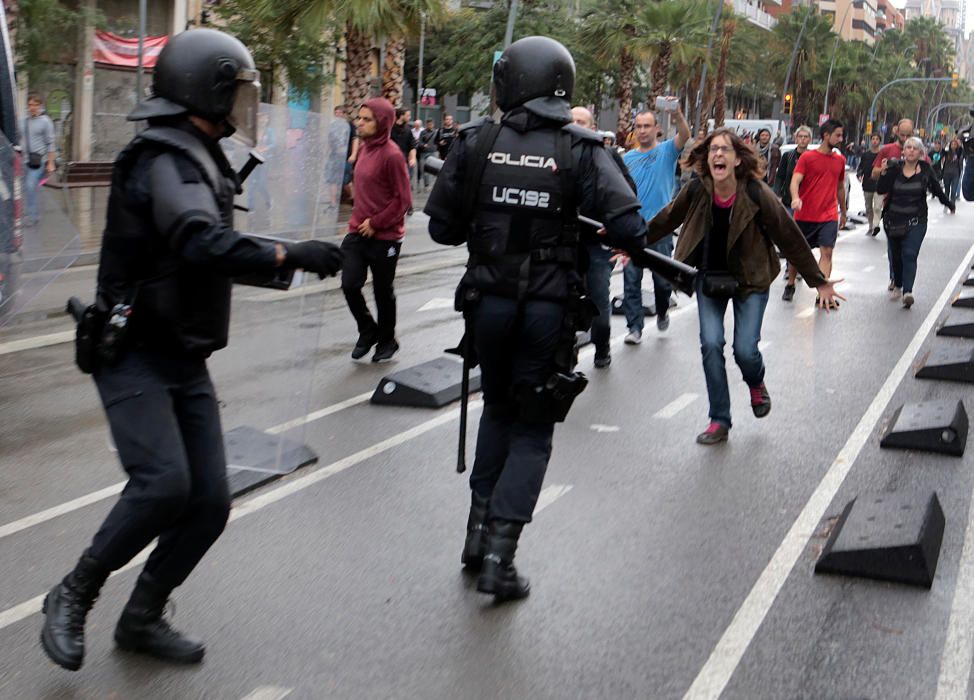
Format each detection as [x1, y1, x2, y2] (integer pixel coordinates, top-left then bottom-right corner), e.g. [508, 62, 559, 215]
[941, 137, 964, 206]
[876, 136, 954, 309]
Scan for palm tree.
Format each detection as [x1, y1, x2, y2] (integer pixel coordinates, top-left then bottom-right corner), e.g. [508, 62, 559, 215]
[637, 0, 710, 104]
[249, 0, 445, 111]
[712, 16, 736, 127]
[580, 1, 651, 143]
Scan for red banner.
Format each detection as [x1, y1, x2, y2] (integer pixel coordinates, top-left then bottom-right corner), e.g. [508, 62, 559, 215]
[93, 30, 168, 68]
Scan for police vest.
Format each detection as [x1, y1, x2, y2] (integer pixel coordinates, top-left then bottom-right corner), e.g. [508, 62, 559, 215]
[464, 123, 580, 302]
[98, 126, 238, 356]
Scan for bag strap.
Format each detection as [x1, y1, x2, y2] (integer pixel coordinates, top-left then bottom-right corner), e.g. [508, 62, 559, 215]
[460, 120, 502, 226]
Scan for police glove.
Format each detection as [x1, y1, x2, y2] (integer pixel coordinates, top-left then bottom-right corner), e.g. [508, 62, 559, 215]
[285, 240, 344, 278]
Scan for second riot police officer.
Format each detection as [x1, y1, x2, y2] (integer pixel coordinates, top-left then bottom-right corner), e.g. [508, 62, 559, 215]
[40, 29, 343, 671]
[425, 36, 646, 601]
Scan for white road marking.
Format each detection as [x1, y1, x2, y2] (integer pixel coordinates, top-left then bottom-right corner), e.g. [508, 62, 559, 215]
[241, 687, 293, 700]
[0, 330, 74, 356]
[589, 424, 620, 433]
[862, 265, 875, 273]
[796, 308, 816, 319]
[0, 392, 374, 545]
[0, 400, 485, 633]
[0, 482, 125, 542]
[682, 242, 974, 700]
[418, 297, 455, 312]
[534, 484, 573, 514]
[654, 393, 698, 419]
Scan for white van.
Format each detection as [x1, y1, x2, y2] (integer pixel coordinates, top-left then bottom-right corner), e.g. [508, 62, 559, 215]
[708, 118, 789, 142]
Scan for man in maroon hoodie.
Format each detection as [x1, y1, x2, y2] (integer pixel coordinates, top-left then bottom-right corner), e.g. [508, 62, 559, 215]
[343, 98, 413, 361]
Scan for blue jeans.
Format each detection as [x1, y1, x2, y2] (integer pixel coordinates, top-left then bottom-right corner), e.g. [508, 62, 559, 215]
[24, 166, 44, 223]
[585, 243, 613, 358]
[887, 221, 927, 294]
[696, 277, 769, 428]
[944, 174, 960, 203]
[623, 234, 673, 332]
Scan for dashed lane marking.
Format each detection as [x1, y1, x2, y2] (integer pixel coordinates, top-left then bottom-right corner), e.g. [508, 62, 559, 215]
[418, 297, 455, 312]
[682, 242, 974, 700]
[534, 484, 573, 514]
[0, 330, 74, 356]
[0, 400, 486, 633]
[0, 392, 374, 545]
[241, 687, 293, 700]
[654, 393, 699, 419]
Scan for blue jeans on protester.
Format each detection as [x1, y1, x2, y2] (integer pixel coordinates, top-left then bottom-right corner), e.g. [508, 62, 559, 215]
[623, 234, 673, 333]
[585, 243, 614, 359]
[696, 276, 769, 429]
[887, 221, 927, 294]
[944, 174, 960, 204]
[24, 166, 44, 224]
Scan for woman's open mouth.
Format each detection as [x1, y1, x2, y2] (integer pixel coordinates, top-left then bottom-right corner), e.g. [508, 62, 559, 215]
[712, 162, 727, 173]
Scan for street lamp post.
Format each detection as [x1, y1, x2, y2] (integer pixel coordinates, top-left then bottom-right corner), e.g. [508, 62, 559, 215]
[867, 76, 954, 134]
[694, 0, 723, 130]
[415, 13, 425, 121]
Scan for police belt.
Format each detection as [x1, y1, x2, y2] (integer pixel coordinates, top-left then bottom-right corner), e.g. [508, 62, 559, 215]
[468, 246, 576, 267]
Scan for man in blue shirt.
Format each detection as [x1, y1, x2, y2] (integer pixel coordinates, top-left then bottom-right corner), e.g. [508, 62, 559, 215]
[621, 104, 689, 342]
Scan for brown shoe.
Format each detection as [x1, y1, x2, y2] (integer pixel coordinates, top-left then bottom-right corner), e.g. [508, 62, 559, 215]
[696, 422, 729, 445]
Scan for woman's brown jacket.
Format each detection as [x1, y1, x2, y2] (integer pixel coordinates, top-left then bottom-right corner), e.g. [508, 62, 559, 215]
[646, 176, 828, 296]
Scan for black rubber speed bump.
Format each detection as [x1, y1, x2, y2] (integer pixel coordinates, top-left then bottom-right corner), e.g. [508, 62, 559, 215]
[916, 345, 974, 383]
[952, 291, 974, 308]
[371, 357, 481, 408]
[879, 400, 968, 456]
[815, 491, 945, 588]
[937, 314, 974, 338]
[224, 425, 318, 498]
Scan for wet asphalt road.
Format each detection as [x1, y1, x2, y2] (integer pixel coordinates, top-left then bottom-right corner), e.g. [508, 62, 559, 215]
[3, 183, 974, 699]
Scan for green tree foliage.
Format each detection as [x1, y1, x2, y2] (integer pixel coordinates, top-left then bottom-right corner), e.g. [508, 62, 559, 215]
[214, 0, 339, 99]
[14, 0, 99, 87]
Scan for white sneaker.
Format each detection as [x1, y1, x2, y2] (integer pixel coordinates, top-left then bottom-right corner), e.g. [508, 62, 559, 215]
[903, 293, 914, 308]
[624, 330, 642, 345]
[889, 286, 902, 301]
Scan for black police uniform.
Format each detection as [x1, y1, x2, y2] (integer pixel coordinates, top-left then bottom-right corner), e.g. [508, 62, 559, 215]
[425, 36, 644, 601]
[89, 121, 275, 586]
[40, 28, 343, 672]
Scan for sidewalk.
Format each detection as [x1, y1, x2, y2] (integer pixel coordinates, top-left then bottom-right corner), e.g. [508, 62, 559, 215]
[3, 187, 434, 330]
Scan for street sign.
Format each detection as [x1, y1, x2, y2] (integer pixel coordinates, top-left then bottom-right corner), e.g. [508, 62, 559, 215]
[819, 113, 829, 125]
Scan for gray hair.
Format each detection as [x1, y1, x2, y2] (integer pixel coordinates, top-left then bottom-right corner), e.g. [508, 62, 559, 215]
[904, 136, 925, 154]
[794, 125, 812, 138]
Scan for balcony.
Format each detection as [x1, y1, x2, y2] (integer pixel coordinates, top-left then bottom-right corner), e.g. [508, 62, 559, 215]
[732, 0, 778, 29]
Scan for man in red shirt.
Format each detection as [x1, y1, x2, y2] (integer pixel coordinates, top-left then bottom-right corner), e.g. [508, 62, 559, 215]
[784, 119, 847, 308]
[871, 118, 914, 180]
[342, 97, 412, 362]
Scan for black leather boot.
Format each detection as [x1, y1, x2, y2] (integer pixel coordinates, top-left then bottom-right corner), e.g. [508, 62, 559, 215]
[476, 519, 530, 601]
[40, 553, 109, 671]
[461, 492, 490, 571]
[114, 573, 205, 664]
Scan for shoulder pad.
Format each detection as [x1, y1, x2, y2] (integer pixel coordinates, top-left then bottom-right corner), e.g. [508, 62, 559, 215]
[562, 123, 603, 144]
[458, 116, 494, 133]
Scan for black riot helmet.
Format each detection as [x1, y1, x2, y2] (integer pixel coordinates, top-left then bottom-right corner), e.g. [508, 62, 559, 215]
[493, 36, 575, 123]
[128, 28, 261, 146]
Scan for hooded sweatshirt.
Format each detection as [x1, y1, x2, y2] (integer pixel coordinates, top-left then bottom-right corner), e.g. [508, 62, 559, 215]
[349, 98, 412, 241]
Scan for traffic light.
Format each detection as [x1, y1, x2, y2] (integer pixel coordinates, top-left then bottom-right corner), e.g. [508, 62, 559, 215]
[783, 93, 793, 115]
[952, 72, 959, 89]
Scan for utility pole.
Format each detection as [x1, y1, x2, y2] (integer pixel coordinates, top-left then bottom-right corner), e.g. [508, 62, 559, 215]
[135, 0, 146, 134]
[781, 8, 811, 121]
[823, 0, 854, 116]
[503, 0, 521, 48]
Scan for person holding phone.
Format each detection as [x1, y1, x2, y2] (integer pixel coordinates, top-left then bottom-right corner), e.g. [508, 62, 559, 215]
[620, 97, 690, 343]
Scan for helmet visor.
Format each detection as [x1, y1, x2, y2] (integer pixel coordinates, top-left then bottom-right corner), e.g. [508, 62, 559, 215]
[228, 69, 260, 147]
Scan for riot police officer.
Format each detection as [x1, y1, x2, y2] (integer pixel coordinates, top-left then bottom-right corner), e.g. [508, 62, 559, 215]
[425, 36, 646, 601]
[40, 29, 343, 671]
